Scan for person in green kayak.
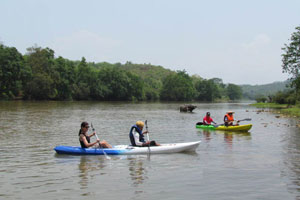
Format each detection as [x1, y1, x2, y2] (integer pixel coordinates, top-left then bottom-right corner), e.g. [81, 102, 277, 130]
[224, 111, 239, 126]
[203, 112, 217, 125]
[129, 121, 160, 147]
[79, 122, 112, 148]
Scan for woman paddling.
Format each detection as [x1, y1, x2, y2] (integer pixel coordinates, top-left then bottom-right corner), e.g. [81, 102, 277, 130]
[79, 122, 112, 148]
[129, 121, 160, 147]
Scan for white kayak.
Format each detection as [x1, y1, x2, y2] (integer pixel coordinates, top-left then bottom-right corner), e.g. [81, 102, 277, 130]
[54, 141, 201, 155]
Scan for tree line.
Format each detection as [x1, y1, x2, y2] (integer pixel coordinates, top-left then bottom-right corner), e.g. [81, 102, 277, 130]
[0, 44, 242, 101]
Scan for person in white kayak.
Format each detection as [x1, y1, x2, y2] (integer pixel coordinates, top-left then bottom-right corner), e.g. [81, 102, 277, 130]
[129, 121, 160, 147]
[79, 122, 112, 148]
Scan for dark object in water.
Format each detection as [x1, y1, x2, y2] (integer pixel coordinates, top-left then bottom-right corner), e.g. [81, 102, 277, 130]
[180, 104, 197, 112]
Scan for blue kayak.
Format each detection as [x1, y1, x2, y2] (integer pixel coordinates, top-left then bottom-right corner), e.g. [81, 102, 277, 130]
[54, 141, 200, 155]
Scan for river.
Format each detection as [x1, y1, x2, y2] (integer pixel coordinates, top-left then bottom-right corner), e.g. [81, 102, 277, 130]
[1, 101, 300, 199]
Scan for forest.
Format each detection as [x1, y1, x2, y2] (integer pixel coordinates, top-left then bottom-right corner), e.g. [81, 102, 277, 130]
[0, 44, 244, 101]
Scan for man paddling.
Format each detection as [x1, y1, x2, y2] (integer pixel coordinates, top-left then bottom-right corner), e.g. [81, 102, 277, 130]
[203, 112, 217, 125]
[224, 111, 240, 126]
[129, 121, 160, 147]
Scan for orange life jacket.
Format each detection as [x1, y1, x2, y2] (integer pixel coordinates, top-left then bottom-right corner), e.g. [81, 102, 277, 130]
[224, 114, 234, 122]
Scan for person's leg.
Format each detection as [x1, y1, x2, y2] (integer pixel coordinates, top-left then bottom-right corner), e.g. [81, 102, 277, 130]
[150, 140, 160, 146]
[100, 140, 112, 148]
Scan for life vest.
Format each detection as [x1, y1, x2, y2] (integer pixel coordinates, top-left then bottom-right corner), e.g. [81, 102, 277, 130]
[224, 114, 234, 122]
[79, 129, 90, 148]
[129, 125, 145, 146]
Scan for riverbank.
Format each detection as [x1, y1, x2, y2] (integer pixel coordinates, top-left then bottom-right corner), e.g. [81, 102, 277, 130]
[250, 102, 300, 118]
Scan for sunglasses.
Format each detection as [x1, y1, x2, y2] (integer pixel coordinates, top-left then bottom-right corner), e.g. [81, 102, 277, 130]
[85, 126, 90, 128]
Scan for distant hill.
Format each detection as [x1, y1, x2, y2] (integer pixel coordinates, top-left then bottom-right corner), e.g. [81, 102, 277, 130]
[240, 80, 291, 99]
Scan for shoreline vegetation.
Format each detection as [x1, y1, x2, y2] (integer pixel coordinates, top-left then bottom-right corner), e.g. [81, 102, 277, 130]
[250, 103, 300, 118]
[1, 44, 244, 102]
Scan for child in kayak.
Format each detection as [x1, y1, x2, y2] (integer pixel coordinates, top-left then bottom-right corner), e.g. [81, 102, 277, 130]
[79, 122, 112, 148]
[129, 121, 160, 147]
[224, 111, 240, 126]
[203, 112, 217, 125]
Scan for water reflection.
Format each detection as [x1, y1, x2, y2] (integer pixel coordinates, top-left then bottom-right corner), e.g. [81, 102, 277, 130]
[198, 129, 251, 147]
[128, 156, 148, 187]
[224, 132, 234, 147]
[202, 130, 212, 141]
[220, 131, 251, 146]
[281, 127, 300, 198]
[78, 156, 107, 189]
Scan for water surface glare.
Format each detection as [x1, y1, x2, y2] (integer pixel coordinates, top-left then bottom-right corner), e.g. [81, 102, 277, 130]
[1, 101, 300, 199]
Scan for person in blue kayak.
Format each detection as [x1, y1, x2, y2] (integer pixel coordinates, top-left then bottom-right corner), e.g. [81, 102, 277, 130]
[129, 121, 160, 147]
[224, 111, 239, 126]
[203, 112, 217, 125]
[79, 122, 112, 148]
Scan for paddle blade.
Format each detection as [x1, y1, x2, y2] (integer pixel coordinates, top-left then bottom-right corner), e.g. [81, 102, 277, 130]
[91, 122, 95, 131]
[239, 118, 252, 122]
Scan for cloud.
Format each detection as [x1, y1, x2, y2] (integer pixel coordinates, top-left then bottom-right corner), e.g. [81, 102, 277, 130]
[50, 30, 120, 61]
[241, 34, 271, 50]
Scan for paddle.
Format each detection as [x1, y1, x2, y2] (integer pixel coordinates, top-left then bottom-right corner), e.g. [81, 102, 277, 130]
[237, 118, 252, 122]
[197, 121, 222, 127]
[227, 118, 252, 126]
[213, 123, 223, 127]
[91, 123, 111, 160]
[145, 120, 151, 155]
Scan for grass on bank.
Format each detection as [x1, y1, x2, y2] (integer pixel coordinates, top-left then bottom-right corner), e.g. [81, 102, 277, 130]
[250, 102, 300, 117]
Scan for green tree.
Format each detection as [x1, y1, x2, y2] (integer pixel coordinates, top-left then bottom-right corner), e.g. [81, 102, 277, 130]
[26, 46, 55, 74]
[97, 66, 145, 100]
[23, 46, 57, 100]
[226, 84, 242, 100]
[24, 73, 57, 100]
[282, 26, 300, 98]
[0, 44, 25, 99]
[53, 57, 76, 100]
[195, 79, 221, 101]
[255, 94, 267, 103]
[73, 57, 93, 100]
[160, 70, 195, 101]
[126, 72, 145, 100]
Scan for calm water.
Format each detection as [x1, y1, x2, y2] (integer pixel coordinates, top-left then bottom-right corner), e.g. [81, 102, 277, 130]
[1, 101, 300, 199]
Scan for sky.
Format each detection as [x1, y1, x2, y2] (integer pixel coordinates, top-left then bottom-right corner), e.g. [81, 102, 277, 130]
[0, 0, 299, 85]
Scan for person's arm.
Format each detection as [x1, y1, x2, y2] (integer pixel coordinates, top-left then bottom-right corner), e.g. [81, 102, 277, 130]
[87, 132, 96, 138]
[212, 118, 217, 124]
[80, 134, 99, 148]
